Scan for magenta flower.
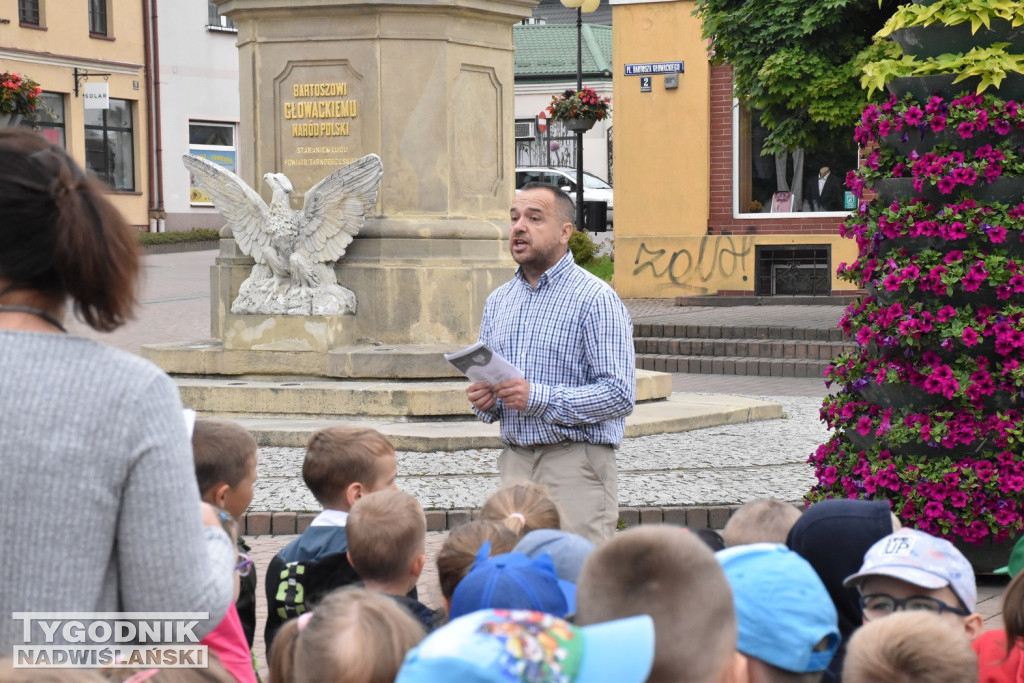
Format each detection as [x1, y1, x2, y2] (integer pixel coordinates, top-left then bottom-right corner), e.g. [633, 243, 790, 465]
[962, 327, 979, 346]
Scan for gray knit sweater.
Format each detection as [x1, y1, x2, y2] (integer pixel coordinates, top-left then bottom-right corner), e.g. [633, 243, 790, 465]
[0, 331, 235, 653]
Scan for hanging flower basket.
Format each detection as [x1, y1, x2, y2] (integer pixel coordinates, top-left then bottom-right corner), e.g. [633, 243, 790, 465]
[563, 118, 597, 132]
[0, 72, 43, 127]
[546, 87, 611, 128]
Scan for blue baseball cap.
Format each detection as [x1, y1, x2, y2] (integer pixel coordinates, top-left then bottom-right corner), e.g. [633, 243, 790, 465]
[396, 608, 655, 683]
[843, 528, 977, 612]
[450, 547, 576, 620]
[717, 543, 840, 674]
[514, 529, 595, 583]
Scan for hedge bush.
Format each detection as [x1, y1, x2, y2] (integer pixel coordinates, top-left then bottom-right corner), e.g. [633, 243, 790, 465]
[137, 228, 220, 246]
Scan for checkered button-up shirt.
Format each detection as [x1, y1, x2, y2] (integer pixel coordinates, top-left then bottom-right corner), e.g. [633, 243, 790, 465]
[474, 251, 636, 447]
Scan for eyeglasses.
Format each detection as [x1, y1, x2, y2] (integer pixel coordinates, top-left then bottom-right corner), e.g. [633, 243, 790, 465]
[235, 552, 254, 577]
[860, 593, 970, 620]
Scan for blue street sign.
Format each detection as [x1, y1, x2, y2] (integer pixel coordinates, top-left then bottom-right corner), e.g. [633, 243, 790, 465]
[624, 61, 684, 76]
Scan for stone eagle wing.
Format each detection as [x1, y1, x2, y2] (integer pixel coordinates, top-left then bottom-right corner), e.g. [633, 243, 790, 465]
[182, 154, 272, 264]
[297, 154, 384, 264]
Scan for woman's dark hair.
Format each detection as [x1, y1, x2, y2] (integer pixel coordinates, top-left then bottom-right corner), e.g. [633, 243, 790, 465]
[0, 128, 140, 331]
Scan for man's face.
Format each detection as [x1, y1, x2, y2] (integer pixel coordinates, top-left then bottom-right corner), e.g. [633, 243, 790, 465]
[509, 188, 572, 278]
[859, 575, 980, 638]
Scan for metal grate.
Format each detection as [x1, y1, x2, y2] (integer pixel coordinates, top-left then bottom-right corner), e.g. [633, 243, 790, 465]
[514, 120, 535, 139]
[755, 245, 830, 296]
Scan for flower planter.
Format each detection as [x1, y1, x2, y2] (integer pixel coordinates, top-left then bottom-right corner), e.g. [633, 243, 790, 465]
[872, 176, 1024, 207]
[883, 127, 1024, 155]
[859, 381, 939, 410]
[887, 73, 1024, 101]
[891, 22, 1024, 60]
[563, 118, 597, 132]
[955, 536, 1014, 573]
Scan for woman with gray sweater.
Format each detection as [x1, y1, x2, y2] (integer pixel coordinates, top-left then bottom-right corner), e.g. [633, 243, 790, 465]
[0, 129, 235, 654]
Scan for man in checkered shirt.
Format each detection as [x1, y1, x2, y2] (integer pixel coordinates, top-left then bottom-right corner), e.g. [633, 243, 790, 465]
[466, 183, 635, 543]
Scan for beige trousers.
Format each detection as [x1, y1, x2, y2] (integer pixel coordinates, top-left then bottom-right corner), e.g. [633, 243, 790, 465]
[498, 441, 618, 544]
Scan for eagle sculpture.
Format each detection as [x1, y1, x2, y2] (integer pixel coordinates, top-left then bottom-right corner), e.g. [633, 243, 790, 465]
[182, 153, 383, 316]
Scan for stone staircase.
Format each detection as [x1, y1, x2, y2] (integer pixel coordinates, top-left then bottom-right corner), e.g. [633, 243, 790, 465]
[634, 321, 857, 378]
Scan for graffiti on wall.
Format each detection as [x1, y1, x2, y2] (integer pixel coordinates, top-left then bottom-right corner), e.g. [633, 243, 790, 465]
[632, 236, 755, 290]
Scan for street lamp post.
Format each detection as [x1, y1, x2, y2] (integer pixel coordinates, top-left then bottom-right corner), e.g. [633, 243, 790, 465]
[560, 0, 600, 231]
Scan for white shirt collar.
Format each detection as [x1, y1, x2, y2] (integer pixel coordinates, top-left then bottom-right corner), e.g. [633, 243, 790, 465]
[310, 509, 348, 527]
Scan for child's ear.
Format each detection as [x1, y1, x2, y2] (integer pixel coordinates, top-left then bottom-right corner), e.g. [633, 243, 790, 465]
[411, 552, 426, 580]
[345, 482, 364, 508]
[203, 483, 230, 508]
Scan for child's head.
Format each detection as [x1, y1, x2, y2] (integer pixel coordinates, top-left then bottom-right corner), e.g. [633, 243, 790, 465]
[302, 426, 397, 511]
[717, 543, 840, 683]
[479, 481, 561, 537]
[448, 549, 575, 621]
[576, 525, 742, 683]
[396, 609, 655, 683]
[723, 499, 802, 547]
[269, 587, 425, 683]
[192, 419, 258, 520]
[842, 611, 979, 683]
[843, 528, 983, 640]
[436, 520, 518, 611]
[347, 489, 426, 593]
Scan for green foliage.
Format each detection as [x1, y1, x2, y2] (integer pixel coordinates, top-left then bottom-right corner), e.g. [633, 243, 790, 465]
[568, 229, 598, 266]
[137, 228, 220, 245]
[583, 255, 614, 282]
[877, 0, 1024, 37]
[862, 44, 1024, 96]
[693, 0, 899, 154]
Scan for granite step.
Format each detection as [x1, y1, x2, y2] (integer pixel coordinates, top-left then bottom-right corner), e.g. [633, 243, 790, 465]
[636, 353, 831, 379]
[634, 337, 856, 361]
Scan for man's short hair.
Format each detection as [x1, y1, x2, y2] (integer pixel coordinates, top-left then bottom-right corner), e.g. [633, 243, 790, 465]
[576, 526, 737, 683]
[723, 499, 802, 547]
[302, 426, 395, 507]
[347, 489, 426, 584]
[519, 182, 576, 228]
[843, 612, 978, 683]
[191, 418, 258, 495]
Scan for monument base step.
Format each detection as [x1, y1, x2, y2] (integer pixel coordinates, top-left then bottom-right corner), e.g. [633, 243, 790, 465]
[173, 370, 674, 420]
[215, 393, 782, 450]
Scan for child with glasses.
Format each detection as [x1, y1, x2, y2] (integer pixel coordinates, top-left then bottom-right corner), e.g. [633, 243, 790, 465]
[199, 508, 258, 683]
[843, 528, 984, 640]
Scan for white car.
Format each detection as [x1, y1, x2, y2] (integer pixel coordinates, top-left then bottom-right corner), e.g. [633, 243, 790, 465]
[515, 166, 613, 229]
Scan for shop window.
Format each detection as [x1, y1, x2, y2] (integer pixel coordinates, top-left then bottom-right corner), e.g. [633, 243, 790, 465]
[89, 0, 108, 36]
[735, 103, 857, 216]
[23, 92, 65, 148]
[84, 99, 134, 191]
[188, 121, 236, 206]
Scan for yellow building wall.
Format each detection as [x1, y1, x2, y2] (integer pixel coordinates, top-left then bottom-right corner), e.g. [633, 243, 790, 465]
[611, 0, 857, 298]
[0, 0, 149, 227]
[623, 233, 860, 298]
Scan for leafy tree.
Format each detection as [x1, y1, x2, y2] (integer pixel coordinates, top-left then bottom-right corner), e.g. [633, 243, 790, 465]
[693, 0, 899, 156]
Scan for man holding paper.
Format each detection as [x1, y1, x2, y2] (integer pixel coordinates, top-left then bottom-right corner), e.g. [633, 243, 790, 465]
[465, 183, 635, 542]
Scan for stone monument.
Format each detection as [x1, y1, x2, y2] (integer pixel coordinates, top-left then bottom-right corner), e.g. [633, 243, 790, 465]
[140, 0, 733, 449]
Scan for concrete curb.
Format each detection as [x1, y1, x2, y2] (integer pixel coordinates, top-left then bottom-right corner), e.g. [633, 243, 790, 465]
[240, 502, 804, 535]
[142, 241, 219, 255]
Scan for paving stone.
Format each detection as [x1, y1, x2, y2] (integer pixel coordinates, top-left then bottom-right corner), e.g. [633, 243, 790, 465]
[640, 508, 663, 525]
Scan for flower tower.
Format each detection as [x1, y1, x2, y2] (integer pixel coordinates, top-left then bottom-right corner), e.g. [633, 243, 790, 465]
[809, 0, 1024, 564]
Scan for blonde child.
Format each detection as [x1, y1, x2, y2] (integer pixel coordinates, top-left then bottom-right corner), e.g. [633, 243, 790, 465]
[347, 489, 442, 631]
[479, 481, 561, 537]
[268, 587, 425, 683]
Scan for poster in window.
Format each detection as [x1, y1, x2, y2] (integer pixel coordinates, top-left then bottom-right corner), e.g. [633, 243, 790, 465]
[188, 148, 236, 206]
